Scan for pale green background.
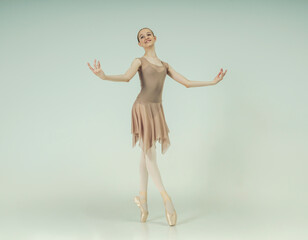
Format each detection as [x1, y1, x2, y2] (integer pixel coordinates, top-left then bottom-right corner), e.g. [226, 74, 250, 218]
[0, 0, 307, 239]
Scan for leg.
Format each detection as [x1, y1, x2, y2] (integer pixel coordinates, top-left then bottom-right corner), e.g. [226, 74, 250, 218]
[144, 144, 165, 192]
[134, 149, 149, 222]
[139, 150, 148, 211]
[139, 149, 148, 193]
[145, 144, 176, 217]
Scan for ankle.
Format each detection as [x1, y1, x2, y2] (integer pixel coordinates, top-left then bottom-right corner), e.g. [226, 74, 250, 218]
[139, 191, 147, 202]
[160, 190, 171, 203]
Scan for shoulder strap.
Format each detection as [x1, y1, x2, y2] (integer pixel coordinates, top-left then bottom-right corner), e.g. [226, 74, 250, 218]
[161, 61, 169, 73]
[135, 57, 142, 70]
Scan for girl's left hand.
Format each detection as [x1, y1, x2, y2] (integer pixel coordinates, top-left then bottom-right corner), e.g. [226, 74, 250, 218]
[213, 68, 227, 84]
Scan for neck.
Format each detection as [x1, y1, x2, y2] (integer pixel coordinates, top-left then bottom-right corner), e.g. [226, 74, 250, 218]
[143, 47, 158, 59]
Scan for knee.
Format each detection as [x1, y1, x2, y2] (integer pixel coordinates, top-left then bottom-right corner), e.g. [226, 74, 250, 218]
[145, 152, 157, 163]
[141, 151, 146, 160]
[144, 144, 157, 161]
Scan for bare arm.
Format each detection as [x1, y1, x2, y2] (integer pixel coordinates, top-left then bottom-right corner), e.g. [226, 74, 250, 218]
[87, 58, 141, 82]
[167, 64, 227, 88]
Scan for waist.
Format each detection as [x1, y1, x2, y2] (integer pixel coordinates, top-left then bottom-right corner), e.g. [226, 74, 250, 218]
[135, 93, 162, 103]
[134, 98, 162, 104]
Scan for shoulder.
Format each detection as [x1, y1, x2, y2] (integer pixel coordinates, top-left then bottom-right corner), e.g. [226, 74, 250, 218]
[134, 57, 143, 66]
[161, 60, 169, 69]
[161, 60, 171, 74]
[131, 57, 142, 69]
[133, 57, 142, 64]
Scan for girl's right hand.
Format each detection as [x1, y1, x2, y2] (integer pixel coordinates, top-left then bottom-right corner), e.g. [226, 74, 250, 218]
[87, 59, 106, 80]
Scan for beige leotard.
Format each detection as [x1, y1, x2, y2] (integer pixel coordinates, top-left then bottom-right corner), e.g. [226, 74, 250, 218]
[131, 56, 171, 158]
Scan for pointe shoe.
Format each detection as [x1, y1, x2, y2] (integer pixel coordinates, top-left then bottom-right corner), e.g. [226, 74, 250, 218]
[164, 200, 177, 226]
[161, 191, 177, 226]
[134, 196, 149, 222]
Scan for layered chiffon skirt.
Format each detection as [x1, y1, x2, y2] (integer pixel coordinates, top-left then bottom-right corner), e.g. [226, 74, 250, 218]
[131, 101, 170, 158]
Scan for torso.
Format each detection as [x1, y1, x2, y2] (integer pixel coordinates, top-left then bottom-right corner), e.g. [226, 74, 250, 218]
[134, 57, 168, 103]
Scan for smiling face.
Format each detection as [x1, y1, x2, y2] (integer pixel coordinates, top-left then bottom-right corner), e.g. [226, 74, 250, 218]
[138, 28, 156, 48]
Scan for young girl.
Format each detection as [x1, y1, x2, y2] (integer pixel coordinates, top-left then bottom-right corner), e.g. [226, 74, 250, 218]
[87, 27, 227, 226]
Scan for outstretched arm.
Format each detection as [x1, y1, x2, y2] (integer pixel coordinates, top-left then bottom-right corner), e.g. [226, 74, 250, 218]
[87, 58, 141, 82]
[167, 64, 227, 88]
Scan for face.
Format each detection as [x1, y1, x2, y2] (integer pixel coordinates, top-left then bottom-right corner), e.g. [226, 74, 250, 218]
[138, 29, 156, 48]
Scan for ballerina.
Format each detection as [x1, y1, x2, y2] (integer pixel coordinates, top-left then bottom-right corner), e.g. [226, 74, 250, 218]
[87, 27, 227, 226]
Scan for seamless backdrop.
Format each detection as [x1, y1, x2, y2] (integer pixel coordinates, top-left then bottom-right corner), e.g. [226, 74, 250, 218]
[0, 0, 307, 239]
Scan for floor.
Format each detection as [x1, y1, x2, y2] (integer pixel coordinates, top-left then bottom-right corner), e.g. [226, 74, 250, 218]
[1, 198, 307, 240]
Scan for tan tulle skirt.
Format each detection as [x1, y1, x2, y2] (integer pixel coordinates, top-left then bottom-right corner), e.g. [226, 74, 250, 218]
[131, 101, 170, 158]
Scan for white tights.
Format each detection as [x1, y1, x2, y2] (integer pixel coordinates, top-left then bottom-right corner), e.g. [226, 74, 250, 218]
[139, 144, 165, 193]
[138, 144, 175, 213]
